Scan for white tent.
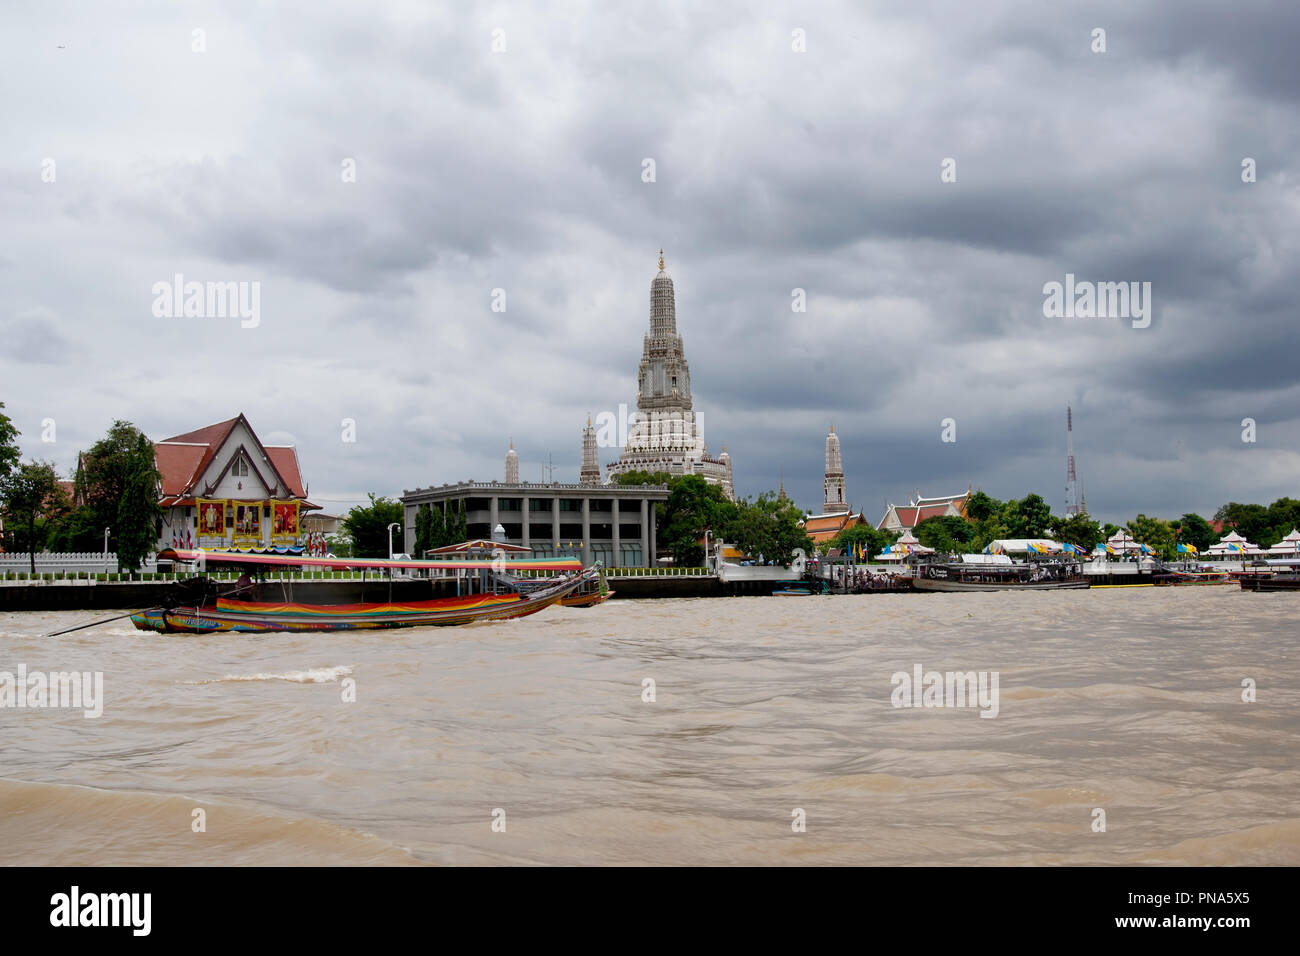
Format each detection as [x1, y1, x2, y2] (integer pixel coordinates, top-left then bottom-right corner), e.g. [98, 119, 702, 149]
[986, 539, 1063, 554]
[875, 529, 935, 561]
[1266, 528, 1300, 556]
[1105, 529, 1142, 555]
[1205, 529, 1261, 555]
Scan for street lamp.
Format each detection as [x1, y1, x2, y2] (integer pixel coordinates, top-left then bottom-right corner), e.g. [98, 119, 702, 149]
[387, 522, 400, 560]
[103, 527, 111, 574]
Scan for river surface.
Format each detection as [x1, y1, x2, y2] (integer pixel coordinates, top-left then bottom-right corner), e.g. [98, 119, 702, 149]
[2, 587, 1297, 865]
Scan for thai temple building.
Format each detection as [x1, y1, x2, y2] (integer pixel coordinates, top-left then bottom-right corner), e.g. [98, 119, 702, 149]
[822, 426, 847, 515]
[151, 413, 317, 551]
[504, 440, 519, 484]
[605, 251, 735, 500]
[804, 426, 868, 545]
[579, 417, 601, 485]
[877, 490, 972, 533]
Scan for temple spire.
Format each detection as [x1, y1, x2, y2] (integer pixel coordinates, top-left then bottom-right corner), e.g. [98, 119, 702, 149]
[658, 248, 664, 271]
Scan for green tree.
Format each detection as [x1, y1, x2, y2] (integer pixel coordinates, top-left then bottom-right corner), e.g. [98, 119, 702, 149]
[914, 514, 975, 553]
[964, 490, 1002, 522]
[658, 475, 736, 566]
[829, 524, 898, 560]
[414, 503, 433, 555]
[1175, 513, 1216, 552]
[1052, 512, 1102, 551]
[343, 493, 405, 558]
[0, 402, 20, 487]
[1126, 513, 1175, 559]
[612, 470, 672, 486]
[1214, 502, 1270, 545]
[78, 421, 161, 556]
[1, 460, 64, 573]
[1003, 494, 1053, 538]
[46, 504, 103, 552]
[725, 492, 811, 566]
[115, 432, 163, 571]
[449, 500, 466, 545]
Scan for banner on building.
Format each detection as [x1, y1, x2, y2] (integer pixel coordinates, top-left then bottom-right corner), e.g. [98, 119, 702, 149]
[272, 501, 300, 541]
[197, 498, 227, 537]
[233, 501, 263, 542]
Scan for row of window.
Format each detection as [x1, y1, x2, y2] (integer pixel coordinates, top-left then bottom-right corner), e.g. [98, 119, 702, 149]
[452, 498, 648, 514]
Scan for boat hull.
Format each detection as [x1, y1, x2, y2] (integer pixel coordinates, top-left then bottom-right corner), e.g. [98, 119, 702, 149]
[911, 577, 1090, 592]
[131, 571, 593, 633]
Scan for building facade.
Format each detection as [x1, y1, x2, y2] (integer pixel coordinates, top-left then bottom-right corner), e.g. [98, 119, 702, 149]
[400, 481, 669, 568]
[153, 413, 317, 551]
[605, 252, 735, 499]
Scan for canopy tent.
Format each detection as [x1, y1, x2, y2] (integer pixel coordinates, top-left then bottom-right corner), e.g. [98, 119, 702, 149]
[984, 539, 1063, 555]
[1266, 528, 1300, 556]
[875, 530, 934, 561]
[1105, 529, 1142, 555]
[1205, 530, 1261, 556]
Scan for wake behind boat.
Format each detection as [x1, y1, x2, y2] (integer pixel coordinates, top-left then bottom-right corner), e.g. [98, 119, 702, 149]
[130, 549, 598, 633]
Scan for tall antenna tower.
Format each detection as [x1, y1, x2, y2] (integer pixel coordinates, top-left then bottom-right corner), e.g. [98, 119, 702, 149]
[1065, 406, 1080, 515]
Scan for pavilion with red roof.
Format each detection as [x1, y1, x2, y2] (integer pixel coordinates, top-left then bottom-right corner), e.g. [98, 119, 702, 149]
[152, 413, 317, 551]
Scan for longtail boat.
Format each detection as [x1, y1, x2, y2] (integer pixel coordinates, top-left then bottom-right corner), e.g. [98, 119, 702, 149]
[519, 566, 614, 607]
[131, 549, 598, 633]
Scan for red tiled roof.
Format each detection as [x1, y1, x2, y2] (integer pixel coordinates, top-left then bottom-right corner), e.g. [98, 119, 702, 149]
[153, 414, 312, 507]
[155, 442, 209, 497]
[901, 504, 955, 526]
[265, 446, 307, 498]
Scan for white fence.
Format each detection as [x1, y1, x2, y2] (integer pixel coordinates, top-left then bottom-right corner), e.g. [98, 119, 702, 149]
[0, 552, 159, 574]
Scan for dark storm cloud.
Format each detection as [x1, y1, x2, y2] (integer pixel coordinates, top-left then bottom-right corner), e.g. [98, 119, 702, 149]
[2, 0, 1297, 524]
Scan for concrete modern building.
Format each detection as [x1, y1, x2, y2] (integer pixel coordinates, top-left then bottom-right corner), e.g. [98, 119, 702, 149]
[605, 251, 735, 499]
[400, 481, 669, 568]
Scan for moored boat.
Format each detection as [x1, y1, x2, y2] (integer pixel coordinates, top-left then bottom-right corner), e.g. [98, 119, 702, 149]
[911, 555, 1089, 592]
[1239, 559, 1300, 592]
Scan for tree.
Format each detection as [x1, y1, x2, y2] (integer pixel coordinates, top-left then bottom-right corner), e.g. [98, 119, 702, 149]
[658, 475, 736, 566]
[829, 524, 898, 560]
[964, 490, 1002, 522]
[1176, 513, 1216, 552]
[612, 470, 672, 487]
[725, 492, 811, 566]
[342, 493, 405, 558]
[0, 402, 20, 487]
[1052, 512, 1102, 551]
[414, 504, 433, 556]
[115, 431, 163, 572]
[78, 421, 161, 558]
[1214, 502, 1271, 545]
[914, 514, 975, 553]
[45, 504, 103, 552]
[448, 500, 466, 545]
[1004, 494, 1053, 538]
[1, 460, 64, 572]
[1126, 513, 1175, 559]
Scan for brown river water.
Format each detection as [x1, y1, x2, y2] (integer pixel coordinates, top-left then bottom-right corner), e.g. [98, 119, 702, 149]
[1, 587, 1297, 865]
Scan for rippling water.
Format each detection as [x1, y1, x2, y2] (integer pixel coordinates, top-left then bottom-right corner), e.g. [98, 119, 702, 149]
[2, 587, 1297, 865]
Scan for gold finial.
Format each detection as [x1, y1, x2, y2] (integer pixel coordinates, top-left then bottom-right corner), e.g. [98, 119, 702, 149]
[586, 414, 591, 426]
[509, 438, 513, 450]
[830, 424, 834, 434]
[658, 249, 664, 271]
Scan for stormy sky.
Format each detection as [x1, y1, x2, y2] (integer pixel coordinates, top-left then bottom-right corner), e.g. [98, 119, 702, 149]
[3, 0, 1297, 525]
